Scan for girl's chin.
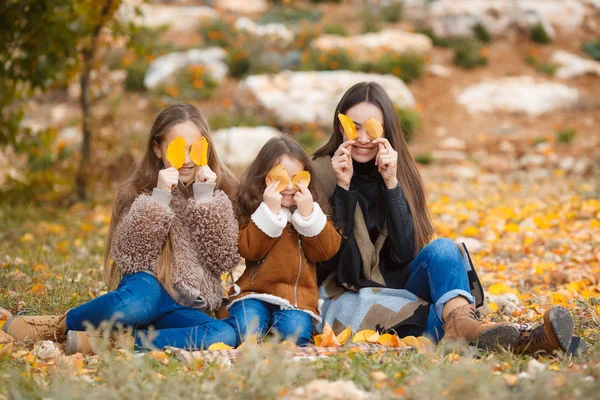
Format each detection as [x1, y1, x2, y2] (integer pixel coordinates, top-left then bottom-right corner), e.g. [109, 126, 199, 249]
[281, 199, 295, 208]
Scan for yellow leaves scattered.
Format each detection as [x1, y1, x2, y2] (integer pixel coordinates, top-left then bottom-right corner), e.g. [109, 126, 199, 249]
[314, 323, 350, 347]
[20, 233, 34, 243]
[462, 226, 479, 237]
[487, 302, 499, 313]
[378, 333, 404, 347]
[487, 283, 521, 298]
[166, 136, 186, 169]
[238, 334, 259, 350]
[292, 171, 311, 191]
[365, 118, 384, 140]
[265, 163, 290, 192]
[338, 113, 357, 140]
[190, 137, 209, 167]
[207, 342, 234, 350]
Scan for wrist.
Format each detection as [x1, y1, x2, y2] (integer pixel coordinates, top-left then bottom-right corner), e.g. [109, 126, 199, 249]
[299, 204, 314, 218]
[385, 178, 398, 190]
[157, 183, 170, 193]
[338, 182, 350, 191]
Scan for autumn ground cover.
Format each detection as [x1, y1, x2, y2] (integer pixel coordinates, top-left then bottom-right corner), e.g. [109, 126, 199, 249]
[1, 154, 599, 399]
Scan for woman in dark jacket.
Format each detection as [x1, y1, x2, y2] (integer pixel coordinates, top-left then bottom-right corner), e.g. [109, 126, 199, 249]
[312, 82, 574, 354]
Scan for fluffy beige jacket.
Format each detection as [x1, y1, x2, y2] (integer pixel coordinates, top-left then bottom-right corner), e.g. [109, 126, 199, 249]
[111, 182, 240, 313]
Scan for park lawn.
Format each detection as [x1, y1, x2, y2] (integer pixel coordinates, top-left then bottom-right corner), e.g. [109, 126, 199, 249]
[1, 170, 600, 398]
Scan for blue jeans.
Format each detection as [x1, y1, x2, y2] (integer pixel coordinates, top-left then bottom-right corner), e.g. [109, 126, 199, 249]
[404, 238, 475, 342]
[66, 272, 236, 349]
[224, 299, 313, 346]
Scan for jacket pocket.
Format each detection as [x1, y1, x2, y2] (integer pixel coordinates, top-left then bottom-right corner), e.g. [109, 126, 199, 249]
[249, 256, 267, 283]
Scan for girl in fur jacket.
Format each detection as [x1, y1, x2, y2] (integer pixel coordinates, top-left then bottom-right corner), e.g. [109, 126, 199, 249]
[225, 136, 341, 346]
[4, 104, 240, 353]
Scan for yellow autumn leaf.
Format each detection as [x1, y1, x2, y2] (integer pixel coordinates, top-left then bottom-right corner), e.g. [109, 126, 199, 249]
[166, 136, 186, 169]
[378, 333, 404, 347]
[338, 113, 357, 140]
[280, 340, 296, 351]
[402, 336, 420, 347]
[238, 334, 259, 350]
[550, 293, 568, 307]
[505, 223, 519, 233]
[149, 350, 169, 361]
[207, 342, 234, 350]
[487, 302, 499, 313]
[313, 334, 323, 347]
[190, 137, 209, 167]
[30, 283, 45, 295]
[319, 323, 342, 347]
[22, 354, 36, 364]
[352, 330, 380, 343]
[265, 163, 290, 193]
[292, 170, 311, 191]
[336, 325, 352, 345]
[462, 226, 479, 237]
[365, 118, 384, 140]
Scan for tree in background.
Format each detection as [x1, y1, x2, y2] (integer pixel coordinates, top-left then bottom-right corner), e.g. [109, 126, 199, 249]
[1, 0, 127, 200]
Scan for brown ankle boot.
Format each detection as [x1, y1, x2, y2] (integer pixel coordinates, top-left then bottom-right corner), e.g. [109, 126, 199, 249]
[66, 330, 135, 356]
[0, 329, 15, 345]
[513, 306, 573, 355]
[443, 304, 520, 350]
[3, 312, 68, 343]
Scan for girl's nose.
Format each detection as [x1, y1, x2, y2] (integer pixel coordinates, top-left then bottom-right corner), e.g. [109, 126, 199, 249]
[184, 149, 192, 164]
[285, 179, 294, 191]
[356, 127, 370, 144]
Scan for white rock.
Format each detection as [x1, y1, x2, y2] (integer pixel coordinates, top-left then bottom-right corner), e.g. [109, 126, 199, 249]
[237, 71, 415, 126]
[34, 341, 62, 360]
[430, 150, 466, 164]
[312, 29, 432, 62]
[56, 127, 82, 149]
[287, 379, 369, 400]
[488, 293, 521, 308]
[453, 166, 477, 179]
[217, 0, 268, 14]
[426, 64, 452, 77]
[119, 3, 218, 32]
[519, 154, 547, 168]
[573, 158, 591, 175]
[457, 77, 579, 116]
[559, 156, 576, 172]
[234, 17, 294, 45]
[552, 50, 600, 80]
[429, 0, 586, 38]
[144, 47, 228, 89]
[455, 237, 483, 254]
[439, 136, 466, 151]
[212, 126, 282, 172]
[527, 359, 547, 376]
[498, 141, 516, 154]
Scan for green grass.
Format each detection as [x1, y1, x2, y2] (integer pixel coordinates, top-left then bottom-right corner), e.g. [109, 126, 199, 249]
[1, 198, 600, 398]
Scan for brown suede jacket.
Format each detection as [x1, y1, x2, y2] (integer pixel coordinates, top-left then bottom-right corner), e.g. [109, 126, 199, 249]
[111, 182, 240, 313]
[228, 202, 341, 321]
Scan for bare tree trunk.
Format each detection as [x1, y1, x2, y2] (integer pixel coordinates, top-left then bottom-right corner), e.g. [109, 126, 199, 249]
[75, 57, 93, 200]
[75, 0, 115, 200]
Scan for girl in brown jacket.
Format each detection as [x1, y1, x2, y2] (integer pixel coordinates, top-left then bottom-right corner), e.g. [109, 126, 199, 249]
[225, 136, 341, 346]
[4, 104, 241, 353]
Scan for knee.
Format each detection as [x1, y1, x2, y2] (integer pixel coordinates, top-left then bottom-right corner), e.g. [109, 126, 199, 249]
[216, 322, 237, 348]
[426, 238, 464, 264]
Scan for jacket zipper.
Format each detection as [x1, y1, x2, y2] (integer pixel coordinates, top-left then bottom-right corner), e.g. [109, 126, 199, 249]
[294, 237, 303, 307]
[249, 256, 266, 283]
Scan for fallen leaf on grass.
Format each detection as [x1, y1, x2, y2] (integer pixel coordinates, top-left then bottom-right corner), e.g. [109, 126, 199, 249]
[207, 342, 233, 350]
[352, 330, 380, 344]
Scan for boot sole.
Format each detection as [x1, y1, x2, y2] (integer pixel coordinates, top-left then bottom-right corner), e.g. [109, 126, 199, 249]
[474, 324, 520, 351]
[66, 331, 78, 356]
[545, 306, 573, 352]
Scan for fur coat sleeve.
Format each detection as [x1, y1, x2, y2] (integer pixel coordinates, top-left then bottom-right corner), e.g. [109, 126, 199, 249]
[111, 193, 175, 275]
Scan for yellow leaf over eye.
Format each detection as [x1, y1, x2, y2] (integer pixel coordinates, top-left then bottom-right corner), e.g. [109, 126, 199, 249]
[191, 137, 209, 167]
[338, 113, 357, 140]
[292, 171, 311, 191]
[365, 118, 384, 140]
[266, 163, 290, 192]
[166, 136, 186, 169]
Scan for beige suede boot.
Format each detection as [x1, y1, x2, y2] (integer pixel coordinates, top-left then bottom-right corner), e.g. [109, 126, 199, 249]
[66, 330, 135, 356]
[513, 306, 573, 355]
[0, 329, 15, 345]
[443, 304, 520, 350]
[3, 312, 68, 343]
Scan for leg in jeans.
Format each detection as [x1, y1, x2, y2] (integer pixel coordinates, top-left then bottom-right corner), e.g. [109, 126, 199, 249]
[403, 238, 474, 342]
[66, 272, 175, 331]
[138, 305, 237, 349]
[271, 309, 313, 346]
[224, 299, 271, 346]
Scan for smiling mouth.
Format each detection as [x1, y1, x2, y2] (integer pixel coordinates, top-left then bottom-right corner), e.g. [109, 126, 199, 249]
[354, 146, 374, 154]
[180, 166, 194, 172]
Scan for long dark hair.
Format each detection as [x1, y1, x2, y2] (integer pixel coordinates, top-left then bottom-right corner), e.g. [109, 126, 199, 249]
[313, 82, 435, 253]
[104, 104, 239, 290]
[237, 136, 331, 224]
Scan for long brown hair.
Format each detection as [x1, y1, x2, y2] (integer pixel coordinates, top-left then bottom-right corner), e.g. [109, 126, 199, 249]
[104, 104, 239, 290]
[236, 135, 331, 224]
[313, 82, 435, 253]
